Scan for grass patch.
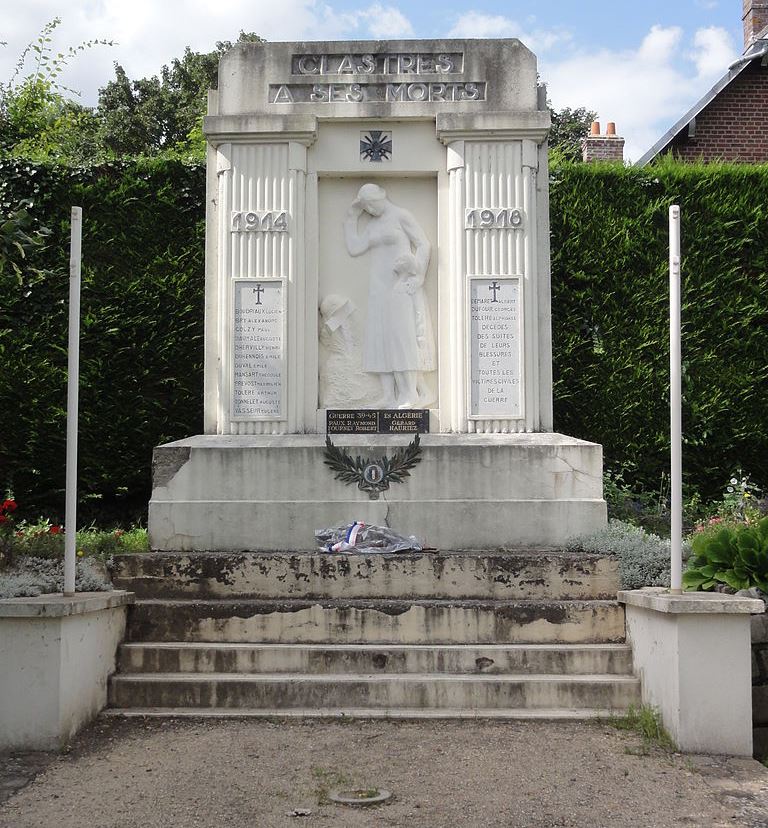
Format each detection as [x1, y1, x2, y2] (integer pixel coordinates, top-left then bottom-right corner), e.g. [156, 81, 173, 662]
[607, 704, 676, 754]
[312, 767, 352, 805]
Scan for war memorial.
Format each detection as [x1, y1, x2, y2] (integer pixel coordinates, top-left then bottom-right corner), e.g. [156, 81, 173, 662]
[146, 37, 606, 551]
[99, 37, 646, 722]
[2, 38, 759, 755]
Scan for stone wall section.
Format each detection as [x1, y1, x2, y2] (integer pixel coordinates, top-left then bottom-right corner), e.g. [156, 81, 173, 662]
[582, 136, 625, 163]
[582, 122, 624, 164]
[744, 0, 768, 50]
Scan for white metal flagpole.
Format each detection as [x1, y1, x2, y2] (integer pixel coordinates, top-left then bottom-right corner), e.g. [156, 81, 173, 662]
[669, 205, 683, 594]
[64, 207, 82, 597]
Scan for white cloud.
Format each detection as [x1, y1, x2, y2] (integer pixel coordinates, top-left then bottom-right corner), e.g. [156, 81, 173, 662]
[448, 11, 518, 38]
[637, 24, 683, 62]
[691, 25, 737, 77]
[447, 11, 571, 53]
[542, 24, 739, 163]
[359, 4, 414, 38]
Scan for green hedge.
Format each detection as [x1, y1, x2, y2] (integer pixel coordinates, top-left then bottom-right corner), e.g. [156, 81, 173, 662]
[0, 158, 206, 523]
[550, 160, 768, 497]
[1, 157, 766, 523]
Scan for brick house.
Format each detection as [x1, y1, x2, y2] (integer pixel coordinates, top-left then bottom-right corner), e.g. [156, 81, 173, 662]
[637, 0, 768, 165]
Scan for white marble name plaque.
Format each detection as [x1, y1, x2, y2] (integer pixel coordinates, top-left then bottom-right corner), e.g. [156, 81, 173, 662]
[469, 277, 522, 418]
[231, 279, 285, 419]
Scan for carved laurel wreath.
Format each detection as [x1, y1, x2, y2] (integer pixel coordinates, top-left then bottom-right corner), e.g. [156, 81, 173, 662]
[323, 434, 422, 500]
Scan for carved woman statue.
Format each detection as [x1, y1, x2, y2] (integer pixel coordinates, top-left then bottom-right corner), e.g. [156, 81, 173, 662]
[343, 183, 436, 408]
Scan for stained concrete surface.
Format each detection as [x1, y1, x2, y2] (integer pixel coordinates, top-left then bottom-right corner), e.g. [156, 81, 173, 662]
[2, 717, 768, 827]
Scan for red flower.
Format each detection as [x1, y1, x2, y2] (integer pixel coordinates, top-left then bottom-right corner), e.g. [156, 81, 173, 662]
[0, 515, 7, 524]
[1, 499, 17, 512]
[48, 525, 62, 535]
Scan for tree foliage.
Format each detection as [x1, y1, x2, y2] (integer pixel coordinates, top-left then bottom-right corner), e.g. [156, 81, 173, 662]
[96, 33, 263, 157]
[0, 18, 112, 160]
[549, 106, 597, 162]
[0, 22, 262, 162]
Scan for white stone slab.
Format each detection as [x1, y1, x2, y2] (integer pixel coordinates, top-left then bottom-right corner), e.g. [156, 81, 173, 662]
[0, 590, 134, 617]
[619, 587, 764, 615]
[469, 276, 522, 418]
[148, 433, 606, 550]
[231, 279, 285, 419]
[212, 39, 539, 119]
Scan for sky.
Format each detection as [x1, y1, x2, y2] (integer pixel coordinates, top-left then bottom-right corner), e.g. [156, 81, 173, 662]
[0, 0, 747, 161]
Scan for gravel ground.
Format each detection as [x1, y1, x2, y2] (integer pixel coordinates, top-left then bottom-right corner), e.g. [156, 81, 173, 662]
[2, 717, 768, 828]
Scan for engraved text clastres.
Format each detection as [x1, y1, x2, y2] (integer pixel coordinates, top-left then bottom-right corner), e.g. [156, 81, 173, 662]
[271, 51, 486, 105]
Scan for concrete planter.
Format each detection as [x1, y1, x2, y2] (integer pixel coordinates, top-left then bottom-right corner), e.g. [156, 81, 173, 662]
[0, 591, 134, 751]
[619, 588, 764, 756]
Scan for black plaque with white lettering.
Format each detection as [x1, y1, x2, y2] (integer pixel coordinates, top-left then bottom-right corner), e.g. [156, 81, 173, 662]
[327, 409, 429, 434]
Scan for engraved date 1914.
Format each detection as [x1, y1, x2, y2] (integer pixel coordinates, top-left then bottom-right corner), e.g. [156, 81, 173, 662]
[231, 210, 288, 232]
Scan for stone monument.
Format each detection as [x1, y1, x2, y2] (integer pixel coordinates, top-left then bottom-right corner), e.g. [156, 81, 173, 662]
[147, 38, 607, 550]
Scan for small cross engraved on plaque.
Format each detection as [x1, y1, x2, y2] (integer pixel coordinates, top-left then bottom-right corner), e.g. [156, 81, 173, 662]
[252, 284, 264, 305]
[489, 281, 502, 302]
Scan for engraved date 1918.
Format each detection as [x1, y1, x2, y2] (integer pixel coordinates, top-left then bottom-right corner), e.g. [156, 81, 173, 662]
[231, 210, 288, 232]
[465, 208, 523, 230]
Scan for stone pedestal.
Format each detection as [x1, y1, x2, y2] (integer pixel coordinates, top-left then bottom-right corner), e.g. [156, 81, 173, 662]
[146, 38, 607, 551]
[149, 433, 606, 551]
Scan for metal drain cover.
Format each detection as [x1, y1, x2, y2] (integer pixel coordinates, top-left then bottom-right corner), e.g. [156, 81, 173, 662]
[328, 788, 392, 807]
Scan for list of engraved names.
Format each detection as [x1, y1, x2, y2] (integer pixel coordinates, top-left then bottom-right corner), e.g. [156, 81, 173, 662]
[232, 280, 284, 418]
[469, 278, 521, 418]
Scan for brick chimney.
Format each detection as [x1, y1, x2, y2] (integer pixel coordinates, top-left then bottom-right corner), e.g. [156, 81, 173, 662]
[582, 121, 625, 163]
[743, 0, 768, 51]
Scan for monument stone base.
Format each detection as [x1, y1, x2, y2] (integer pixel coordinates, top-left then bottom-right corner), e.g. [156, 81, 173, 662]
[148, 433, 606, 551]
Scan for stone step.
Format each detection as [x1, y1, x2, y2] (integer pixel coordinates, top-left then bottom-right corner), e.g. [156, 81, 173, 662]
[108, 672, 641, 711]
[111, 550, 619, 602]
[118, 642, 634, 675]
[127, 598, 626, 644]
[101, 707, 621, 721]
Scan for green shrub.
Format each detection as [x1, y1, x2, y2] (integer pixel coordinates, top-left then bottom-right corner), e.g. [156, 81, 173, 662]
[0, 157, 205, 523]
[0, 556, 110, 598]
[568, 519, 673, 590]
[551, 158, 768, 501]
[683, 516, 768, 591]
[1, 521, 148, 566]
